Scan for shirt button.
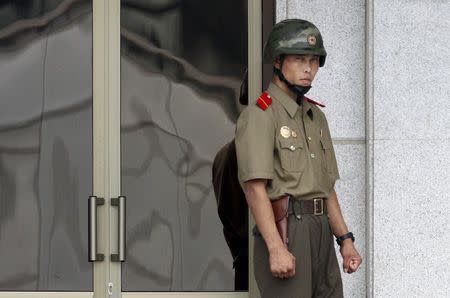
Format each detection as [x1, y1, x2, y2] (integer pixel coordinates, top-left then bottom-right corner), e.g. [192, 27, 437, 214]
[307, 136, 312, 141]
[289, 145, 296, 151]
[310, 153, 316, 158]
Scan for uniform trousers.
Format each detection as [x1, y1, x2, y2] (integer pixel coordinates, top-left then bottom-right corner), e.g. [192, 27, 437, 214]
[254, 213, 343, 298]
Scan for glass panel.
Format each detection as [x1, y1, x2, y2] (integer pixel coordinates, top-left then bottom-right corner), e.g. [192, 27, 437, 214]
[120, 0, 247, 291]
[262, 0, 275, 87]
[0, 1, 93, 291]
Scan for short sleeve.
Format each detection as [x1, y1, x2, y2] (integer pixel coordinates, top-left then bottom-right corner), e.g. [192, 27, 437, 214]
[321, 115, 340, 183]
[235, 106, 275, 184]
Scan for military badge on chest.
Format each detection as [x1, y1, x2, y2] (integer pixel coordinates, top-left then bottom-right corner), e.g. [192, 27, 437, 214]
[280, 126, 298, 139]
[280, 126, 291, 138]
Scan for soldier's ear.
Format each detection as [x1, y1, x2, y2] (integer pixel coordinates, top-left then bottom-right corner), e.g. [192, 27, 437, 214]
[273, 57, 281, 70]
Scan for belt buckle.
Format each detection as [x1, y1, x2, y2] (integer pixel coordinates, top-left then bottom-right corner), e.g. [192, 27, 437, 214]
[313, 198, 323, 215]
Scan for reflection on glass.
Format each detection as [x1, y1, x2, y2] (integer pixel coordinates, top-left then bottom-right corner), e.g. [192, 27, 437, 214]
[0, 1, 93, 291]
[262, 0, 275, 87]
[120, 0, 247, 291]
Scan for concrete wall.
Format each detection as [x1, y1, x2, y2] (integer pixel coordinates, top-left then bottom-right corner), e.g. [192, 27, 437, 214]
[278, 0, 450, 297]
[372, 1, 450, 297]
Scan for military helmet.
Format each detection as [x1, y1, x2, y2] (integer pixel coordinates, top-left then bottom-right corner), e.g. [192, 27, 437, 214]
[263, 19, 327, 67]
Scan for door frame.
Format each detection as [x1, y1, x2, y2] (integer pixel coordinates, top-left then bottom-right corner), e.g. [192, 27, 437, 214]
[247, 1, 262, 297]
[92, 0, 116, 297]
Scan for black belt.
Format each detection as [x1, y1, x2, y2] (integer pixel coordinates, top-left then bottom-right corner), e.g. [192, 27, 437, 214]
[288, 197, 327, 216]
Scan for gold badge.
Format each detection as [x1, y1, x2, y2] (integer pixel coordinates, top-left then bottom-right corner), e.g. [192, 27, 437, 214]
[280, 126, 291, 138]
[291, 130, 298, 138]
[307, 34, 317, 46]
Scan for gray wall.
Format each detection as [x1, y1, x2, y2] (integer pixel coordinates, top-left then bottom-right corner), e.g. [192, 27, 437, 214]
[372, 1, 450, 297]
[278, 0, 450, 297]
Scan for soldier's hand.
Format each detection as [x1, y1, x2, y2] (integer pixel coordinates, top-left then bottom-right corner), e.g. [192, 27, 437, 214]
[268, 245, 296, 279]
[340, 241, 362, 274]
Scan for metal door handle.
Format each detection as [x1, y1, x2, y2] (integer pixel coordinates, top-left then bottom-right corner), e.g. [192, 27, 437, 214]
[88, 196, 105, 262]
[111, 195, 126, 262]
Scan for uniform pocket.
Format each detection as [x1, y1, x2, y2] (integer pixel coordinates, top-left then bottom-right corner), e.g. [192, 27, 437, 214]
[320, 139, 334, 174]
[278, 138, 305, 172]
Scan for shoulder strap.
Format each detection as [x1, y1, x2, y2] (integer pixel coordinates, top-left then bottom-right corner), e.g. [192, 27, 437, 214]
[256, 91, 272, 111]
[305, 96, 325, 108]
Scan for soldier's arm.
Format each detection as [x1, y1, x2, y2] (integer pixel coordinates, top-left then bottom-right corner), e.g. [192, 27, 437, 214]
[327, 190, 362, 273]
[235, 104, 295, 278]
[326, 190, 350, 238]
[243, 179, 284, 252]
[243, 179, 295, 278]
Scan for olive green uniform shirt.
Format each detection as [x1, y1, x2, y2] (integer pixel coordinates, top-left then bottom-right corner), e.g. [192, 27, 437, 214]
[235, 82, 340, 201]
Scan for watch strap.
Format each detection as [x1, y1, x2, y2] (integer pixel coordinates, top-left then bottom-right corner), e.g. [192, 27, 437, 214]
[336, 232, 355, 246]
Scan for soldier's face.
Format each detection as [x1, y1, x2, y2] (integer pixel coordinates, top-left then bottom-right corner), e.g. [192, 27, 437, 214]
[275, 54, 320, 86]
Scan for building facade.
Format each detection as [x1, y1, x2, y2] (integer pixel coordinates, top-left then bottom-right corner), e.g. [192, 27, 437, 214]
[276, 1, 450, 297]
[0, 1, 449, 297]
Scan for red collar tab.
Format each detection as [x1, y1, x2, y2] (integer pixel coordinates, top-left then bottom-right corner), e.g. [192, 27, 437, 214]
[256, 91, 272, 111]
[305, 97, 325, 108]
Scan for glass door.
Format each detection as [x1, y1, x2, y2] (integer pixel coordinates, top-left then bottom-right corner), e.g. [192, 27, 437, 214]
[0, 0, 99, 297]
[117, 0, 251, 297]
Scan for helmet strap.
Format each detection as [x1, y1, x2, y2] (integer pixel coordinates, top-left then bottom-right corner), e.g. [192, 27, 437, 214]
[275, 55, 311, 102]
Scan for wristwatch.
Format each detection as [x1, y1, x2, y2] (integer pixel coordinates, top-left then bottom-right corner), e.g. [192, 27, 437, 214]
[336, 232, 354, 246]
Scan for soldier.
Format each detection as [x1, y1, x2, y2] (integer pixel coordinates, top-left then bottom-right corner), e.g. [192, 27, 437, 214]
[235, 19, 362, 297]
